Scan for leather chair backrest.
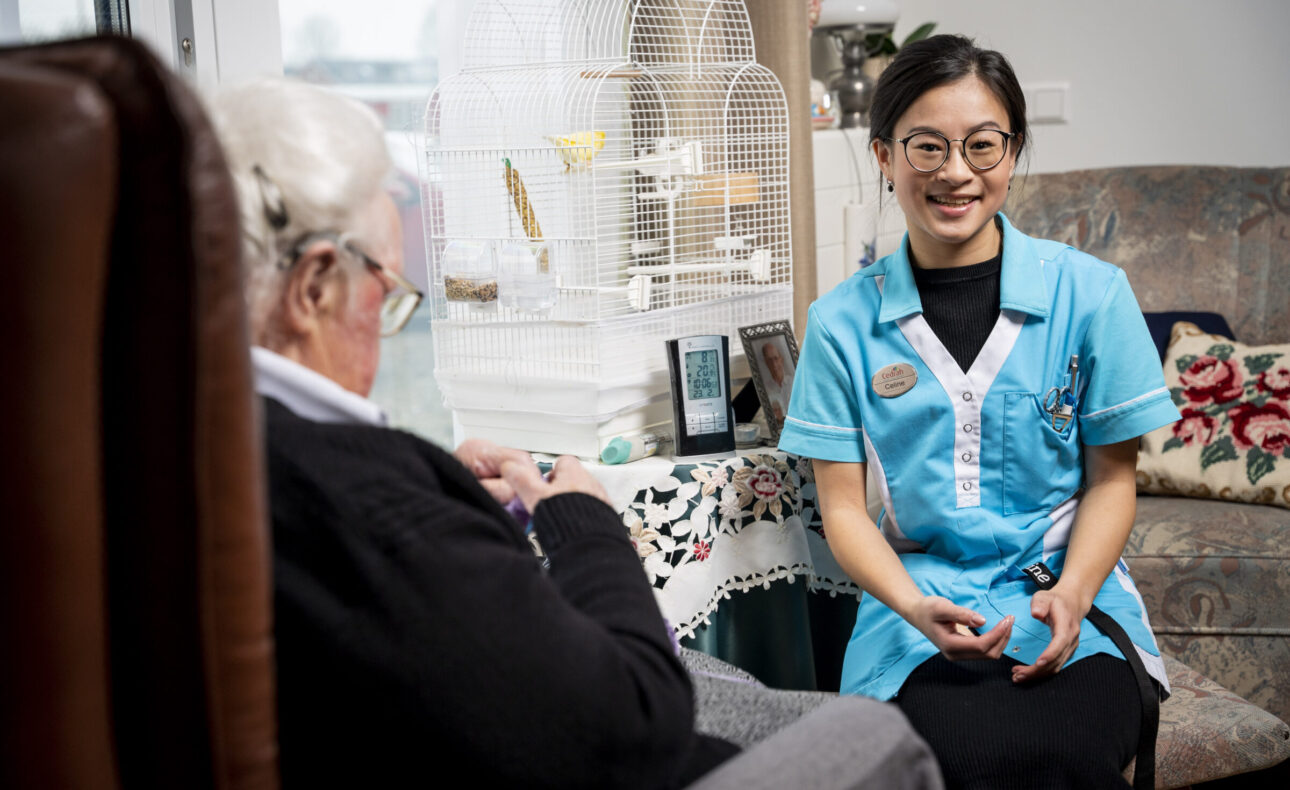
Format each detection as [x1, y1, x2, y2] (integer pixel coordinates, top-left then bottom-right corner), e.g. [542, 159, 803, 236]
[0, 36, 278, 790]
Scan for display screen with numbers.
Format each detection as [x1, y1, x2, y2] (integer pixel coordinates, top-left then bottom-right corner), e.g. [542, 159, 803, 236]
[666, 334, 735, 457]
[685, 349, 721, 400]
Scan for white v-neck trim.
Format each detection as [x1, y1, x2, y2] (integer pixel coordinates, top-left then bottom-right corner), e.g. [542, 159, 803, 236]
[875, 272, 1026, 508]
[895, 310, 1025, 508]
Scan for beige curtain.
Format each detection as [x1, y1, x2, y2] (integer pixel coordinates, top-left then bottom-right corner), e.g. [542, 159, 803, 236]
[745, 0, 815, 338]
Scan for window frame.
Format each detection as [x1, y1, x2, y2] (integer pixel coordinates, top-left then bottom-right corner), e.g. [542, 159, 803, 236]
[128, 0, 283, 85]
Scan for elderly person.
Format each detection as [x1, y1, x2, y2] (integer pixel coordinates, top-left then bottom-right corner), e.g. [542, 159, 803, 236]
[759, 340, 794, 422]
[211, 79, 735, 789]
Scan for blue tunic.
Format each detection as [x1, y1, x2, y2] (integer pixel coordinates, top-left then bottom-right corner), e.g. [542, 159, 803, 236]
[778, 214, 1181, 701]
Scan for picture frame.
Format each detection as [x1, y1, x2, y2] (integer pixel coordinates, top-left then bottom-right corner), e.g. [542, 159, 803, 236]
[738, 320, 800, 443]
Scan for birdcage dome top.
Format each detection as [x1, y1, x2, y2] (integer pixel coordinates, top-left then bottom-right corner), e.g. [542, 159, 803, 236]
[460, 0, 758, 71]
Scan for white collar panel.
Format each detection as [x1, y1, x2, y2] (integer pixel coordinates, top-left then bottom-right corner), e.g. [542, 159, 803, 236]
[251, 346, 387, 427]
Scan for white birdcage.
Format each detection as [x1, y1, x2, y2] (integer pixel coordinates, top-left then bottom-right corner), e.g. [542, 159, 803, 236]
[423, 0, 793, 456]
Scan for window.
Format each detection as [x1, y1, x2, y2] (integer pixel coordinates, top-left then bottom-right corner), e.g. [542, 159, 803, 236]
[278, 0, 453, 445]
[0, 0, 130, 44]
[2, 0, 459, 445]
[279, 0, 440, 139]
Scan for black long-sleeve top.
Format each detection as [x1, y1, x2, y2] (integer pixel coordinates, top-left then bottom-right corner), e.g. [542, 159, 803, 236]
[264, 397, 707, 788]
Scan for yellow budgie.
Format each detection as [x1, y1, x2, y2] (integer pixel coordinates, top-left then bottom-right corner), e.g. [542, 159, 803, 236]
[546, 130, 605, 170]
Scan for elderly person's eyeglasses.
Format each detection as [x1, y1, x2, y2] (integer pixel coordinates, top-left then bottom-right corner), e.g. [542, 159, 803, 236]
[884, 129, 1017, 173]
[280, 231, 424, 337]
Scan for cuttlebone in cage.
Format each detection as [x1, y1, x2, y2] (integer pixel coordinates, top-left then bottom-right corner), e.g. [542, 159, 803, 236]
[426, 77, 628, 322]
[423, 0, 793, 456]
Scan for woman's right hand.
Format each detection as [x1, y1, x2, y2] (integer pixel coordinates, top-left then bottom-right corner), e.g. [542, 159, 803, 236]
[813, 461, 1014, 661]
[907, 596, 1014, 660]
[500, 454, 613, 514]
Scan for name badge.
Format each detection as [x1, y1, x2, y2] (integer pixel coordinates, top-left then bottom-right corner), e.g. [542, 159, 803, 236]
[872, 362, 917, 398]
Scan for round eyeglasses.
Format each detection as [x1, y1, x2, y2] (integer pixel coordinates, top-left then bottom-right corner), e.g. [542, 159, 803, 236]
[342, 240, 424, 338]
[885, 129, 1017, 173]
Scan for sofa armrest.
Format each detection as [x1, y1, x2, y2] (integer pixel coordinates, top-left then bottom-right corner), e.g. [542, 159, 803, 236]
[1125, 495, 1290, 722]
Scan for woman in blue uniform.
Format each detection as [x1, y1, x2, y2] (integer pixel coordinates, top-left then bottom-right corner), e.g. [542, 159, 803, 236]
[779, 35, 1180, 788]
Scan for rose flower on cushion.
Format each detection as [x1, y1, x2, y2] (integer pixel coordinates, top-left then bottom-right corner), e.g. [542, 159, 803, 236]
[1257, 365, 1290, 399]
[1173, 408, 1218, 446]
[1227, 400, 1290, 454]
[1181, 356, 1244, 405]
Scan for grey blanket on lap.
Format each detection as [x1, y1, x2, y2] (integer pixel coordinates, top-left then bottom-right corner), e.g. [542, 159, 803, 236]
[680, 648, 946, 789]
[681, 648, 837, 748]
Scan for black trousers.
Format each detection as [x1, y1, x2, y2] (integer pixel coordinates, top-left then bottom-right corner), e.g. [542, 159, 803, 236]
[895, 653, 1141, 790]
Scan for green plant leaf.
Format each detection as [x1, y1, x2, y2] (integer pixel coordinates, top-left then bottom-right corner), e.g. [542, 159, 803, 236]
[865, 32, 896, 56]
[901, 22, 937, 48]
[1169, 386, 1185, 406]
[1175, 354, 1198, 373]
[1200, 435, 1237, 470]
[1163, 436, 1185, 453]
[1245, 352, 1284, 375]
[1246, 447, 1275, 484]
[1205, 343, 1234, 360]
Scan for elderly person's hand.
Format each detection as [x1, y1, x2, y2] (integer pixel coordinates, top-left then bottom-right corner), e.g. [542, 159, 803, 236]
[500, 455, 613, 514]
[455, 438, 533, 505]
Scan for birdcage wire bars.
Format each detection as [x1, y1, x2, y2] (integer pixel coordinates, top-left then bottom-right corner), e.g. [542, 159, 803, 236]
[423, 0, 793, 454]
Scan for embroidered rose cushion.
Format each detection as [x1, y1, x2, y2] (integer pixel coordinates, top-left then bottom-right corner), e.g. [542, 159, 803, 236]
[1137, 321, 1290, 508]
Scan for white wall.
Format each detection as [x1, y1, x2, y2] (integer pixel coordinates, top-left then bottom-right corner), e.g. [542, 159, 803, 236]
[891, 0, 1290, 173]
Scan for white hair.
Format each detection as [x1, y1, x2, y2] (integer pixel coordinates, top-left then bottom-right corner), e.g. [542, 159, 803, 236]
[209, 78, 393, 339]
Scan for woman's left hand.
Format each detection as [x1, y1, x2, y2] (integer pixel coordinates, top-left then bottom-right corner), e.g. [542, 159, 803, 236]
[1012, 584, 1091, 684]
[1013, 438, 1139, 685]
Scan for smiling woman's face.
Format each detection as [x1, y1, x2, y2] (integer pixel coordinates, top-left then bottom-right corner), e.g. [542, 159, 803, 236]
[874, 75, 1019, 268]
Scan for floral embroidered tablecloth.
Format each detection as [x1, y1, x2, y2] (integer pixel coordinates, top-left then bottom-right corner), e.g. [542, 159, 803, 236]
[540, 449, 862, 638]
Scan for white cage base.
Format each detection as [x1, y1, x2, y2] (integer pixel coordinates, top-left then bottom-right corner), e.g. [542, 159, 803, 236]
[444, 357, 753, 458]
[452, 398, 676, 459]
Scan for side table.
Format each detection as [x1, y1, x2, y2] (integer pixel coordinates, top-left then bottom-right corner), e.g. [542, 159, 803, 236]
[538, 448, 863, 690]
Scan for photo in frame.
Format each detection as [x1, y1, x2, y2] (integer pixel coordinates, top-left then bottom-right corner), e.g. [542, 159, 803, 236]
[738, 321, 799, 442]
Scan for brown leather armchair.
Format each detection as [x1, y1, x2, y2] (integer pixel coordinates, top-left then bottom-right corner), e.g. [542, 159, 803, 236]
[0, 37, 278, 790]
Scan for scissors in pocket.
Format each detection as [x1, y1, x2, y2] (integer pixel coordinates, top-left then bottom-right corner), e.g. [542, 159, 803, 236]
[1042, 355, 1080, 431]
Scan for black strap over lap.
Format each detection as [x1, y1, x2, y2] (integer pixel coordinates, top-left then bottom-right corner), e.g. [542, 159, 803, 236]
[1021, 562, 1159, 790]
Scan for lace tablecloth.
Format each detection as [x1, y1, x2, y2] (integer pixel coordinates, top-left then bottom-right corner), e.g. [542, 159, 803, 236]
[541, 449, 861, 639]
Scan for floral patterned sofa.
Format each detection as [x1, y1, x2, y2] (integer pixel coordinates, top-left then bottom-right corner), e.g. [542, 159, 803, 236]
[1008, 166, 1290, 729]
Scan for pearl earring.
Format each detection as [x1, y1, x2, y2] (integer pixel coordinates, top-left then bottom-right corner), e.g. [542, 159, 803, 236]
[886, 179, 894, 193]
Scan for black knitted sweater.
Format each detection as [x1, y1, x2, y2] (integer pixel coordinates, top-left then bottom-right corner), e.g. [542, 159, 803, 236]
[911, 250, 1003, 372]
[264, 397, 725, 788]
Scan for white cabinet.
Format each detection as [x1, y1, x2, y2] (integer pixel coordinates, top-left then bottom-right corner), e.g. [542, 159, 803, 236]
[811, 128, 906, 297]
